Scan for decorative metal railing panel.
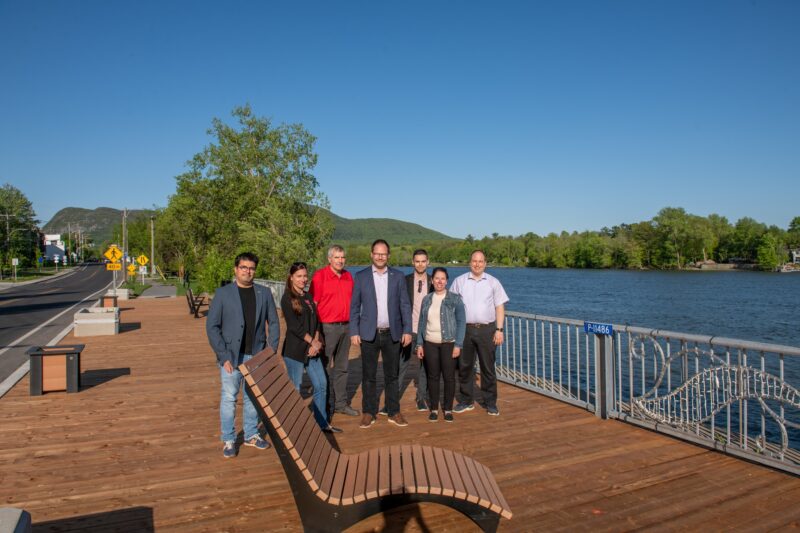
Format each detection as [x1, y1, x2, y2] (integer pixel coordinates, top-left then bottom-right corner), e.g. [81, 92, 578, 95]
[500, 312, 800, 475]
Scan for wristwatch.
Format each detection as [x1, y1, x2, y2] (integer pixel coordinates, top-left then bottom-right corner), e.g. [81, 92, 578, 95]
[496, 327, 504, 332]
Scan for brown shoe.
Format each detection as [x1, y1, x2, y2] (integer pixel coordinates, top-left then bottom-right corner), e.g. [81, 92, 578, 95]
[388, 413, 408, 427]
[359, 414, 376, 429]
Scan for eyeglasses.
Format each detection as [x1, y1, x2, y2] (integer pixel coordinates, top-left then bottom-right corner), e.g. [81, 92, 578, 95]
[418, 280, 423, 293]
[372, 253, 388, 258]
[237, 265, 256, 272]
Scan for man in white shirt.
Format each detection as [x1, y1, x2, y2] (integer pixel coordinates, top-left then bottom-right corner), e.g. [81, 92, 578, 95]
[449, 250, 509, 416]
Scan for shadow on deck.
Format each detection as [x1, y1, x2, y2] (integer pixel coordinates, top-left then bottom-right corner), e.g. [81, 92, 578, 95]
[1, 298, 799, 532]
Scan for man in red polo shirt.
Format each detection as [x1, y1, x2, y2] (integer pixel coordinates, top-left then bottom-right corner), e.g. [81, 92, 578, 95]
[309, 245, 359, 417]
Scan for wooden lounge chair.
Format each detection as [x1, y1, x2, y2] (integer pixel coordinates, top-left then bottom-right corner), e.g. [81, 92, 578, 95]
[240, 347, 512, 532]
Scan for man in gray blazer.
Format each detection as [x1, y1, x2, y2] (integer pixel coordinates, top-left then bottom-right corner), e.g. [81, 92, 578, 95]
[350, 240, 412, 428]
[206, 252, 280, 458]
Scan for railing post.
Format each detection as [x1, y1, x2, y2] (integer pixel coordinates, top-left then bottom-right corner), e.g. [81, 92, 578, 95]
[593, 332, 615, 419]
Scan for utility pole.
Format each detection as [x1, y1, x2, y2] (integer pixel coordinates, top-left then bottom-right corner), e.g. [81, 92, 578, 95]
[122, 208, 128, 285]
[150, 215, 155, 277]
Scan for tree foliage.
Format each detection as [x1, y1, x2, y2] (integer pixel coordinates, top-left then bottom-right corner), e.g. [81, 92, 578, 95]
[365, 208, 798, 271]
[159, 106, 333, 291]
[0, 183, 39, 273]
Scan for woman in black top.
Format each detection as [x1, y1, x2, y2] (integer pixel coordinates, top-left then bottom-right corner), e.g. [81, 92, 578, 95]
[280, 262, 341, 433]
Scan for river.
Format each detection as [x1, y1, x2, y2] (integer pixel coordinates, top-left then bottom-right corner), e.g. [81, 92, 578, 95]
[382, 266, 800, 349]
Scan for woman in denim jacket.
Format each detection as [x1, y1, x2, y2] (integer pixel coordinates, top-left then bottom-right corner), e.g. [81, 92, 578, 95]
[415, 267, 466, 422]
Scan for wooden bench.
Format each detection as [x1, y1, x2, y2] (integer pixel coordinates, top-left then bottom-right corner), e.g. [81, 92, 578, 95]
[240, 348, 512, 532]
[185, 288, 207, 318]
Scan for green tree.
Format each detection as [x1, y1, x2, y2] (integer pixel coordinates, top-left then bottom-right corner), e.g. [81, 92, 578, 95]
[786, 216, 800, 250]
[164, 105, 333, 289]
[0, 184, 39, 276]
[730, 217, 767, 261]
[756, 233, 781, 271]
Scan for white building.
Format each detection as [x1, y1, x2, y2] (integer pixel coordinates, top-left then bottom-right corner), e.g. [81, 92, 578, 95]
[44, 234, 66, 262]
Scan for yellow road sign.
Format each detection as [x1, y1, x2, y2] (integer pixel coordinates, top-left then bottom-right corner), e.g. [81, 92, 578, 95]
[127, 264, 137, 273]
[104, 245, 122, 263]
[136, 254, 149, 266]
[106, 262, 122, 271]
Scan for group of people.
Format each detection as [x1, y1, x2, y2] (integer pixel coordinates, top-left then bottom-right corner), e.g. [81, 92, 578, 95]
[206, 241, 508, 458]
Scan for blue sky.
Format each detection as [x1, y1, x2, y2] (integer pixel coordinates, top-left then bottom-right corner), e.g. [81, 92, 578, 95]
[1, 1, 798, 238]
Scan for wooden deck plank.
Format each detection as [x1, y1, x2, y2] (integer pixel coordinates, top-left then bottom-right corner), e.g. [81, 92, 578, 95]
[1, 298, 798, 532]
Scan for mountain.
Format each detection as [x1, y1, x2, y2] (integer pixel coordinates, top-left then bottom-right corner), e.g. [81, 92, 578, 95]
[43, 207, 454, 246]
[330, 212, 453, 243]
[42, 207, 156, 245]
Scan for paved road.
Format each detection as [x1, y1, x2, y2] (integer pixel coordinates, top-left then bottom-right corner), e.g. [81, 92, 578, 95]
[0, 264, 114, 386]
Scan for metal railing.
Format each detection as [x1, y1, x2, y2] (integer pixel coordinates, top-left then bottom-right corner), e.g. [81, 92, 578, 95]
[254, 278, 285, 305]
[499, 311, 800, 475]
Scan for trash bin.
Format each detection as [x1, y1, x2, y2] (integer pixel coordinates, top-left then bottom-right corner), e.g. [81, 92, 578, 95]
[26, 344, 85, 395]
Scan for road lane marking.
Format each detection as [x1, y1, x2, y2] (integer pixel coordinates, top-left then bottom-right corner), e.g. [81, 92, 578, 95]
[0, 278, 113, 359]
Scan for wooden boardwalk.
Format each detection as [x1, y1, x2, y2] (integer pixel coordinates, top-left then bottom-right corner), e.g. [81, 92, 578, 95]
[1, 298, 799, 532]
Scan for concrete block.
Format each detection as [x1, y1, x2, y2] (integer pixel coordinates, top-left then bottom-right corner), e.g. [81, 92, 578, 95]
[74, 307, 119, 337]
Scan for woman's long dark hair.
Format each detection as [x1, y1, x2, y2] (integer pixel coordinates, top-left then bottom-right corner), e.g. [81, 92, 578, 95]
[285, 262, 308, 316]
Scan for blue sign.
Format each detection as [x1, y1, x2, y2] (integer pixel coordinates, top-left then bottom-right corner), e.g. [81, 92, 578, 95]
[584, 321, 613, 336]
[38, 257, 44, 263]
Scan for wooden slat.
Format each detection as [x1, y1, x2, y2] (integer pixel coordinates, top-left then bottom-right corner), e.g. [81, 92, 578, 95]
[328, 455, 350, 505]
[389, 445, 404, 495]
[286, 404, 315, 451]
[246, 352, 283, 388]
[365, 448, 380, 500]
[401, 445, 416, 494]
[276, 394, 305, 440]
[433, 447, 454, 497]
[294, 417, 318, 471]
[261, 369, 293, 405]
[412, 445, 429, 494]
[422, 446, 442, 495]
[478, 463, 513, 519]
[250, 356, 285, 393]
[298, 423, 325, 473]
[318, 450, 341, 501]
[241, 348, 278, 379]
[443, 449, 466, 500]
[454, 453, 480, 504]
[341, 453, 364, 506]
[377, 447, 391, 497]
[352, 451, 370, 504]
[308, 433, 332, 486]
[462, 457, 493, 510]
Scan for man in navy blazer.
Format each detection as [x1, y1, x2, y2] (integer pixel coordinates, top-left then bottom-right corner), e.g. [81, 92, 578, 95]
[206, 252, 280, 458]
[350, 239, 413, 428]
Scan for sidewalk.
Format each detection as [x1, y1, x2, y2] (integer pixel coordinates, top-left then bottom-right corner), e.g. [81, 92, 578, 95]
[138, 279, 177, 298]
[0, 267, 77, 292]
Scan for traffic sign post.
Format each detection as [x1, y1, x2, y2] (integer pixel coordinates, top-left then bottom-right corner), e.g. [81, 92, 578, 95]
[12, 258, 18, 282]
[136, 255, 149, 284]
[104, 245, 123, 296]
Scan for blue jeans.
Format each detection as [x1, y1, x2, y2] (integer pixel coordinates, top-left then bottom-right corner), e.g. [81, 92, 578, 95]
[283, 356, 329, 429]
[220, 353, 259, 443]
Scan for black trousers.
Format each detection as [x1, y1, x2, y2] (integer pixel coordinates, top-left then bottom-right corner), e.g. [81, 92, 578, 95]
[457, 323, 497, 408]
[422, 341, 457, 411]
[361, 329, 401, 416]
